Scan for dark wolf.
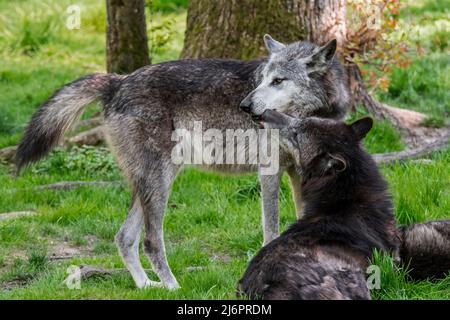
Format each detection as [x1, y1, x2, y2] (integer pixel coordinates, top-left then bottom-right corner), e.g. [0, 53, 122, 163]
[238, 111, 450, 299]
[15, 35, 349, 289]
[399, 220, 450, 281]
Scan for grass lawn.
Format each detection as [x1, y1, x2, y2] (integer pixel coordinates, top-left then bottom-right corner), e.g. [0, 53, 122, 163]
[0, 0, 449, 299]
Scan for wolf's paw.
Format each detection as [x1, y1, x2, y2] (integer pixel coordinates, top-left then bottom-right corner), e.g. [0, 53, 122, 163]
[139, 279, 180, 290]
[165, 281, 181, 291]
[139, 279, 164, 289]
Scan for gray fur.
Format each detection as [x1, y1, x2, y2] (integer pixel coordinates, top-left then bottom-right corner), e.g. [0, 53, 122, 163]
[240, 39, 348, 120]
[16, 36, 350, 289]
[15, 74, 122, 172]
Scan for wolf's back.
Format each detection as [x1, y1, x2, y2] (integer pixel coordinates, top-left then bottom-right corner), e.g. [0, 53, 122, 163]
[15, 73, 122, 172]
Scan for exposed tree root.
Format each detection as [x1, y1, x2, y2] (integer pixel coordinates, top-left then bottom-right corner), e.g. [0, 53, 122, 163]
[67, 125, 105, 147]
[79, 265, 122, 279]
[0, 125, 105, 164]
[78, 264, 206, 281]
[374, 130, 450, 165]
[347, 64, 426, 129]
[347, 62, 449, 154]
[0, 146, 17, 163]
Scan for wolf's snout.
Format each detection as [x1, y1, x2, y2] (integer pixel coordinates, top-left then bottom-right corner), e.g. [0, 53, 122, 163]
[239, 97, 253, 113]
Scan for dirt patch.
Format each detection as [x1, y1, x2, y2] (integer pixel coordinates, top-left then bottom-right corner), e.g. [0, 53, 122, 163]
[47, 236, 98, 261]
[1, 277, 31, 291]
[0, 211, 37, 221]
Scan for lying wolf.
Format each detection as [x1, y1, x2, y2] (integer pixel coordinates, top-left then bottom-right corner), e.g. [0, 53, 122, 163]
[238, 111, 450, 299]
[15, 35, 349, 289]
[399, 221, 450, 281]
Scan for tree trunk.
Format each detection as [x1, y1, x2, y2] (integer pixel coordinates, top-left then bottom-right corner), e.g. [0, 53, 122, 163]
[296, 0, 347, 48]
[181, 0, 447, 148]
[182, 0, 347, 59]
[182, 0, 305, 59]
[106, 0, 150, 74]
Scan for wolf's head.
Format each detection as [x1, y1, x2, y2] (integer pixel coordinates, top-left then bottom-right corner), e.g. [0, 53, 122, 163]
[240, 35, 349, 120]
[258, 109, 373, 177]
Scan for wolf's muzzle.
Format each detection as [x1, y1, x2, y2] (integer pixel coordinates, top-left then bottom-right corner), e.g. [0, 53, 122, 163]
[239, 98, 253, 113]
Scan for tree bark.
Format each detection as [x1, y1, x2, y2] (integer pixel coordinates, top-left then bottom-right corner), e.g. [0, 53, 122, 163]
[373, 129, 450, 164]
[296, 1, 430, 136]
[106, 0, 150, 74]
[296, 0, 347, 48]
[182, 0, 347, 59]
[182, 0, 305, 59]
[181, 0, 443, 147]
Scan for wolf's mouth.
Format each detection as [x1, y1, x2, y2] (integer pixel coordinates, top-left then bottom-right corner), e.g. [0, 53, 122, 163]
[252, 114, 264, 129]
[251, 114, 261, 122]
[251, 114, 265, 129]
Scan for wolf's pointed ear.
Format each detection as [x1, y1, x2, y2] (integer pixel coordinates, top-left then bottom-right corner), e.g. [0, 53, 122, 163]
[264, 34, 286, 54]
[305, 39, 337, 74]
[326, 153, 347, 174]
[350, 117, 373, 140]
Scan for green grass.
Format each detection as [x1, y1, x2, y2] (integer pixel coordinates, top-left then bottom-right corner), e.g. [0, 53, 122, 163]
[0, 0, 449, 299]
[370, 251, 450, 300]
[376, 0, 450, 122]
[0, 0, 185, 146]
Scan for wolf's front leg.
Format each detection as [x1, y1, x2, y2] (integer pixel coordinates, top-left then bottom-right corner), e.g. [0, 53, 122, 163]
[286, 166, 304, 219]
[259, 170, 284, 245]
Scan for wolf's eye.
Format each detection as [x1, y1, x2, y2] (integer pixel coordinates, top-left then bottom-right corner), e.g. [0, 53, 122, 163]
[271, 78, 285, 85]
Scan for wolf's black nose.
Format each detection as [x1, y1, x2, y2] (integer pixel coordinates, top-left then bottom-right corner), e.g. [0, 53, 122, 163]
[240, 99, 253, 113]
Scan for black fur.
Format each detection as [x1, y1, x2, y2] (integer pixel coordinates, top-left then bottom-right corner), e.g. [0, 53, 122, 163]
[238, 116, 400, 300]
[399, 220, 450, 281]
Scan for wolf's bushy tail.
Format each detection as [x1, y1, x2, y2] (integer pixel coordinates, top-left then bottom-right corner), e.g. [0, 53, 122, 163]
[15, 73, 122, 172]
[399, 220, 450, 281]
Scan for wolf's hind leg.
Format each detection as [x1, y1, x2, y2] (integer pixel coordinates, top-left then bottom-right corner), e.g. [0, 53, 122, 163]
[115, 196, 161, 288]
[138, 160, 180, 290]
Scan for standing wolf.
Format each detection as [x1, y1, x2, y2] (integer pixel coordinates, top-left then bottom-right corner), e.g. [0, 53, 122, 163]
[15, 35, 349, 289]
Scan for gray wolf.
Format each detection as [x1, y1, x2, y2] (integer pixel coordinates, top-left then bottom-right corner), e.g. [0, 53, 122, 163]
[15, 35, 349, 289]
[238, 111, 450, 299]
